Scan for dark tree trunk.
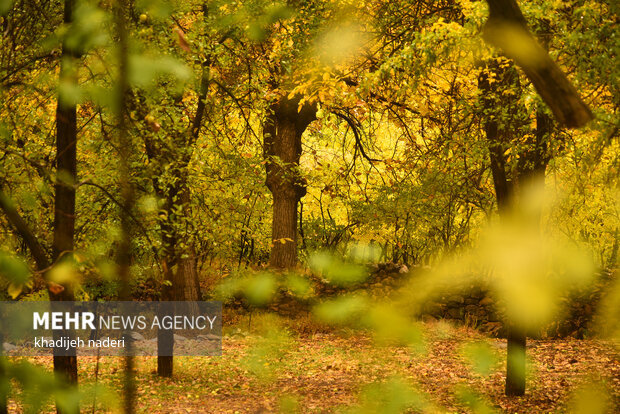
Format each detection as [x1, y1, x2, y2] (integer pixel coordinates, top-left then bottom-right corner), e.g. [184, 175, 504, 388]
[0, 2, 81, 408]
[156, 183, 201, 377]
[50, 0, 79, 408]
[112, 0, 136, 411]
[505, 327, 526, 395]
[480, 47, 553, 395]
[479, 58, 525, 397]
[156, 187, 202, 376]
[483, 0, 592, 128]
[264, 96, 316, 269]
[150, 56, 210, 377]
[0, 330, 6, 414]
[271, 196, 299, 268]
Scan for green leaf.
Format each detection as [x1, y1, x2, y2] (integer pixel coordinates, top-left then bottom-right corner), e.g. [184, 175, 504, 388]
[314, 295, 367, 325]
[0, 0, 12, 16]
[463, 341, 498, 376]
[244, 273, 276, 306]
[0, 252, 31, 285]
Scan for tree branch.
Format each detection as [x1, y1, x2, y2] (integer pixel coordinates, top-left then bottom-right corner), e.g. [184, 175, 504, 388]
[333, 111, 381, 163]
[0, 185, 50, 270]
[483, 0, 593, 128]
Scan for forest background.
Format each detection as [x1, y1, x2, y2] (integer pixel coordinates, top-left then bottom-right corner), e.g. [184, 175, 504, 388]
[0, 0, 618, 412]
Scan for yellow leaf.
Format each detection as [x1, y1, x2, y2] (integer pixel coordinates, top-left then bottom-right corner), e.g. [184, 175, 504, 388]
[8, 283, 23, 299]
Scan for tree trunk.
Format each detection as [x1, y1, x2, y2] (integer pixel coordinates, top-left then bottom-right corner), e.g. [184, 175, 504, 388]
[0, 330, 6, 414]
[479, 58, 526, 397]
[50, 0, 79, 408]
[0, 1, 81, 406]
[146, 52, 209, 376]
[264, 95, 316, 269]
[154, 123, 203, 379]
[505, 327, 526, 395]
[480, 47, 554, 395]
[271, 196, 299, 268]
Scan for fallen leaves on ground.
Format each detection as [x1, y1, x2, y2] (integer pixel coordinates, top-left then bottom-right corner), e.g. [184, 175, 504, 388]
[6, 321, 619, 413]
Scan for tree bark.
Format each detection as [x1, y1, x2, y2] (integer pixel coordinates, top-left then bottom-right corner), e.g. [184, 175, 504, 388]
[480, 48, 554, 395]
[156, 183, 201, 377]
[50, 0, 79, 407]
[479, 58, 526, 396]
[151, 55, 209, 377]
[505, 327, 526, 395]
[264, 95, 316, 269]
[483, 0, 592, 128]
[270, 196, 299, 268]
[0, 329, 6, 414]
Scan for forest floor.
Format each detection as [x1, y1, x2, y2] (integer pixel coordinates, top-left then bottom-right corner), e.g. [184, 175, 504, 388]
[7, 318, 620, 413]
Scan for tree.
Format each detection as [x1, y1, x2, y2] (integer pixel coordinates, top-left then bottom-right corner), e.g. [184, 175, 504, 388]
[264, 95, 316, 268]
[0, 0, 80, 411]
[479, 1, 594, 394]
[50, 0, 80, 400]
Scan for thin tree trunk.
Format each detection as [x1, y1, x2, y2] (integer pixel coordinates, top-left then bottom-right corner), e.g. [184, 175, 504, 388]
[0, 330, 6, 414]
[153, 50, 209, 377]
[50, 1, 79, 410]
[113, 0, 136, 411]
[480, 46, 554, 394]
[0, 0, 81, 404]
[480, 58, 526, 396]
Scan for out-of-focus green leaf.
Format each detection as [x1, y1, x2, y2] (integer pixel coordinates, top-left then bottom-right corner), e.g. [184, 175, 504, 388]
[569, 381, 612, 414]
[136, 0, 174, 20]
[346, 376, 430, 414]
[313, 294, 367, 325]
[0, 0, 12, 16]
[48, 261, 78, 286]
[285, 273, 312, 297]
[309, 251, 367, 286]
[455, 385, 497, 414]
[128, 55, 191, 91]
[244, 273, 276, 306]
[0, 252, 31, 286]
[462, 341, 498, 376]
[364, 304, 424, 349]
